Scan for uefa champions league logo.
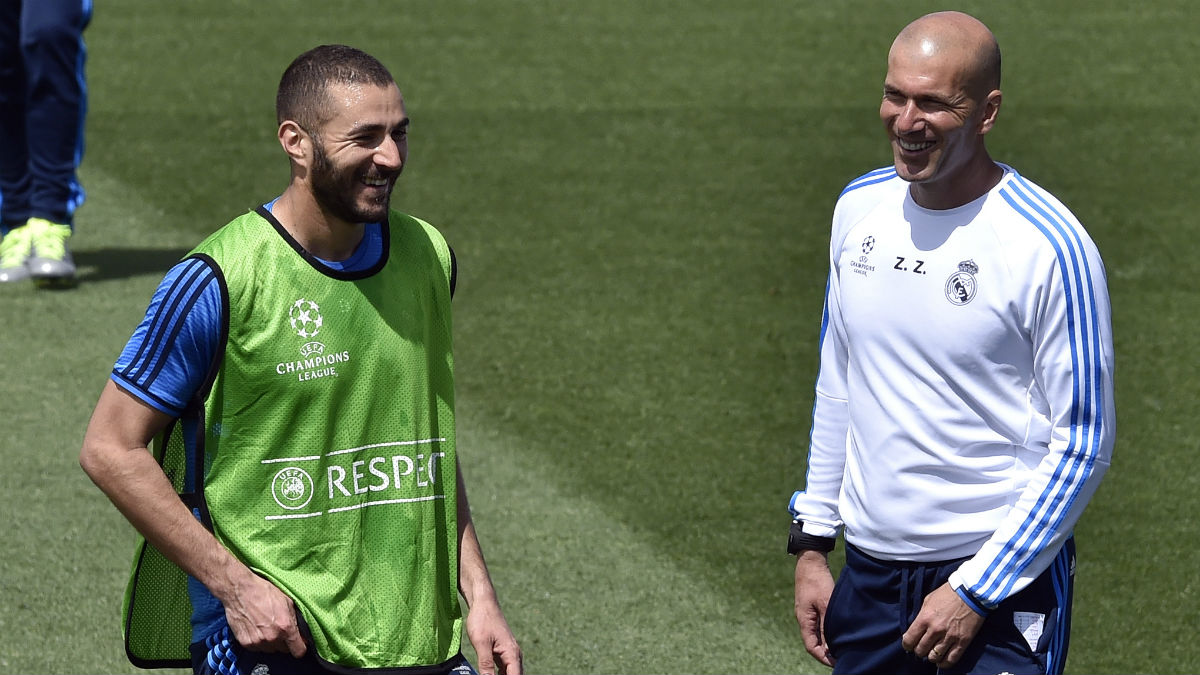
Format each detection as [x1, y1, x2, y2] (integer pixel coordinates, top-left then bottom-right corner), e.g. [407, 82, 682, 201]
[289, 297, 327, 358]
[275, 296, 346, 382]
[289, 298, 323, 339]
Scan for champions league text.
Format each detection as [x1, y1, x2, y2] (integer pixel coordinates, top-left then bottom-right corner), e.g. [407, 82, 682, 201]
[275, 350, 351, 382]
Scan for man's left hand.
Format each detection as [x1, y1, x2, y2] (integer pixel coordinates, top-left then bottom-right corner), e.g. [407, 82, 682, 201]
[901, 582, 985, 669]
[465, 599, 522, 675]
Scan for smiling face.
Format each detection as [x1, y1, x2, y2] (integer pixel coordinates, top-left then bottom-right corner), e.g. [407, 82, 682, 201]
[879, 13, 1002, 209]
[306, 81, 409, 225]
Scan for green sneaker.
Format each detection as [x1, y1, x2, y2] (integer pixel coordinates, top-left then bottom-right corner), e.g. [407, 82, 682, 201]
[26, 217, 77, 288]
[0, 222, 34, 283]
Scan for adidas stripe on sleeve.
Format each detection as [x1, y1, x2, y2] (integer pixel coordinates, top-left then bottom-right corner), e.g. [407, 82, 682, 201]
[111, 257, 223, 416]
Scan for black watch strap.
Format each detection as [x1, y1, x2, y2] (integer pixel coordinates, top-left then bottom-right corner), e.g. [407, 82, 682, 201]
[787, 519, 836, 554]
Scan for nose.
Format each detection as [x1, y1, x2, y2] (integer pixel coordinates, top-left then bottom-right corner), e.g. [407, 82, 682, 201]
[376, 136, 404, 171]
[894, 100, 923, 134]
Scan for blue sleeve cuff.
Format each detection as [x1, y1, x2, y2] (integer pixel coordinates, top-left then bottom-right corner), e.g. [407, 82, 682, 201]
[953, 585, 990, 617]
[788, 490, 803, 516]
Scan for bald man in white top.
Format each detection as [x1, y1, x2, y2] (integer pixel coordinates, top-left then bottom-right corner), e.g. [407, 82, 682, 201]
[787, 12, 1114, 675]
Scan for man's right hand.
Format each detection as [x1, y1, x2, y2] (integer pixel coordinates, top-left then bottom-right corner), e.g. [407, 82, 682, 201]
[794, 550, 836, 668]
[220, 567, 308, 658]
[79, 383, 309, 659]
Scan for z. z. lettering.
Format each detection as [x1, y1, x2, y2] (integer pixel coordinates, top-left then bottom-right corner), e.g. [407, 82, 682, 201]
[893, 257, 926, 275]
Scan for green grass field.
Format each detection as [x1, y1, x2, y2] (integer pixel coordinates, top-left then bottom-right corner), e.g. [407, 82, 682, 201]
[1, 1, 1197, 673]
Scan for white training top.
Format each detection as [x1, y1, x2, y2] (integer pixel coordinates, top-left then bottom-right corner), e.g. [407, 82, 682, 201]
[789, 164, 1115, 609]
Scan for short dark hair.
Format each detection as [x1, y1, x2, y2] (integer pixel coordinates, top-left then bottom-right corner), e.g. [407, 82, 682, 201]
[275, 45, 395, 130]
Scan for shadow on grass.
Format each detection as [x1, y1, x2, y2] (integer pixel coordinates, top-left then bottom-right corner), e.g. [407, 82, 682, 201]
[74, 247, 191, 283]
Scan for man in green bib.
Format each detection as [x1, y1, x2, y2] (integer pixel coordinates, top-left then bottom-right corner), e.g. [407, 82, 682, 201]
[79, 45, 522, 675]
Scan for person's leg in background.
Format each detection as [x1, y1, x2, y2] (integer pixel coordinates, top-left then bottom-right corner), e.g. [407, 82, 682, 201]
[0, 0, 34, 282]
[0, 0, 91, 287]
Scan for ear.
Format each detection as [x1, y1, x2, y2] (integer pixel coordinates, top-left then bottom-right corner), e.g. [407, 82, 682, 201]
[978, 89, 1002, 135]
[278, 120, 311, 166]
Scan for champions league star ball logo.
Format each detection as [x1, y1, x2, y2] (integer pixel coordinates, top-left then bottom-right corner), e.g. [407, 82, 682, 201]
[279, 297, 345, 382]
[289, 298, 324, 339]
[945, 259, 979, 305]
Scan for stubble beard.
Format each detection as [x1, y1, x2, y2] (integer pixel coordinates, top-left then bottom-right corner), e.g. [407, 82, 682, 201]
[310, 140, 392, 225]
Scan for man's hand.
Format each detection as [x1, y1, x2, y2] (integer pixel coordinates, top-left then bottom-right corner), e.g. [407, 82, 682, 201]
[79, 381, 304, 661]
[901, 582, 985, 669]
[219, 567, 307, 658]
[465, 598, 522, 675]
[794, 550, 836, 668]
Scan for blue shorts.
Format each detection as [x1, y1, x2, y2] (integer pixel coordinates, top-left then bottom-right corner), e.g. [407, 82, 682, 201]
[825, 539, 1075, 675]
[189, 625, 478, 675]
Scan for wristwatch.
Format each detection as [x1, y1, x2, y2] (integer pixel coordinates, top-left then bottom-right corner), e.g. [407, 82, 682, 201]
[787, 519, 836, 554]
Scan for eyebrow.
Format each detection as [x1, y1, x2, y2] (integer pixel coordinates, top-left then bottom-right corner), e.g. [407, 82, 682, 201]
[347, 118, 410, 136]
[883, 84, 957, 105]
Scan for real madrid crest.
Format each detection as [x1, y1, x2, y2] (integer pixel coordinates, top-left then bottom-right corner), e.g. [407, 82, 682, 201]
[945, 259, 979, 305]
